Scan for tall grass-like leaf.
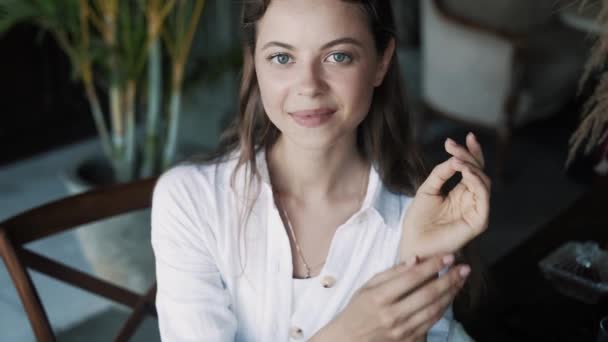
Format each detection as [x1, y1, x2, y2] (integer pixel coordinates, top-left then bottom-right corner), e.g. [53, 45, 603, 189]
[162, 0, 205, 169]
[141, 0, 176, 176]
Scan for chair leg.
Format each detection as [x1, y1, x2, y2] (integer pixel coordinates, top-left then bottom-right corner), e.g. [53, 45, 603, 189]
[0, 231, 55, 341]
[114, 283, 157, 342]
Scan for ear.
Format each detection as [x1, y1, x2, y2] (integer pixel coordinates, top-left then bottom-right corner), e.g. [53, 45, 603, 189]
[373, 38, 396, 87]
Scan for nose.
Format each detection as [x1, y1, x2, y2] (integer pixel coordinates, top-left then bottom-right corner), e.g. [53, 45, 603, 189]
[296, 60, 326, 97]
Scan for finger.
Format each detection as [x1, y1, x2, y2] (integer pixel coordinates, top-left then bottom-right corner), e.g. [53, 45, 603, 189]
[452, 158, 491, 190]
[395, 288, 457, 341]
[466, 132, 485, 169]
[391, 264, 469, 330]
[385, 266, 467, 341]
[365, 255, 419, 288]
[444, 138, 483, 170]
[453, 162, 491, 234]
[417, 157, 459, 196]
[373, 254, 456, 304]
[453, 161, 491, 210]
[407, 309, 449, 341]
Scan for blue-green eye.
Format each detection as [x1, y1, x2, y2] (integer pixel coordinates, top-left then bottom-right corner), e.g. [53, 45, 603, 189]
[328, 52, 352, 64]
[271, 53, 291, 65]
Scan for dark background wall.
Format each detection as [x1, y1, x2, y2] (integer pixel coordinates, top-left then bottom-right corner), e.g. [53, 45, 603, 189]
[0, 24, 96, 167]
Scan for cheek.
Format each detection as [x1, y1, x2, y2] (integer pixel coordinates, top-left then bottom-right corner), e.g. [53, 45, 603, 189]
[255, 61, 289, 116]
[328, 65, 376, 116]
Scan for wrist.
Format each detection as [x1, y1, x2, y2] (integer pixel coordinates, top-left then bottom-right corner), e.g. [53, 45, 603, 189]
[399, 239, 424, 264]
[398, 222, 423, 262]
[309, 318, 355, 342]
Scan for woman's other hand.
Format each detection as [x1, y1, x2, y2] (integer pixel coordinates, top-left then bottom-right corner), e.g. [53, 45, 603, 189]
[311, 254, 470, 342]
[400, 132, 491, 261]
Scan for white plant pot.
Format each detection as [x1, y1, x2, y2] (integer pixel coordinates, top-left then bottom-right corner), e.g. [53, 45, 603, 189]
[62, 157, 155, 296]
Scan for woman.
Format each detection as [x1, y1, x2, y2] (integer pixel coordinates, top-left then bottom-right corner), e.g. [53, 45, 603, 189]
[151, 0, 490, 341]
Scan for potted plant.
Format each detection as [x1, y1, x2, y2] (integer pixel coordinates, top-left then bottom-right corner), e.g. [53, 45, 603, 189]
[567, 0, 608, 178]
[0, 0, 206, 294]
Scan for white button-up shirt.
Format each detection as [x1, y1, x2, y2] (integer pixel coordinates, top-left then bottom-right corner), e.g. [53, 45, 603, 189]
[151, 151, 471, 341]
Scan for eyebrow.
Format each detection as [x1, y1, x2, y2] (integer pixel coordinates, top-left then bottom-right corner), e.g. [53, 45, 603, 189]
[261, 37, 364, 51]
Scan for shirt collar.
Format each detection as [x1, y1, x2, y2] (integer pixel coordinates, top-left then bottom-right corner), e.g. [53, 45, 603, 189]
[255, 148, 403, 230]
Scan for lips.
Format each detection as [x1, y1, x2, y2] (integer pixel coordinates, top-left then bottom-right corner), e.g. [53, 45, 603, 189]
[288, 108, 336, 128]
[290, 108, 336, 117]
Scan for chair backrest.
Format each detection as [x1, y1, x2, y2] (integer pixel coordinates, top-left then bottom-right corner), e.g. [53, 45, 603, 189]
[0, 177, 158, 342]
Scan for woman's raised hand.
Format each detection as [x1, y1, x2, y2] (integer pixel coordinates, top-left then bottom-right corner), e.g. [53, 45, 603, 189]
[310, 254, 470, 342]
[400, 132, 491, 261]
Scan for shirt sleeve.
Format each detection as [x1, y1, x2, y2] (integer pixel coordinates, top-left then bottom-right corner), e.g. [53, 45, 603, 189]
[151, 167, 237, 341]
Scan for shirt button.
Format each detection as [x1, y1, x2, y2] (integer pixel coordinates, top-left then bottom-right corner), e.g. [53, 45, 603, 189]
[321, 275, 336, 288]
[289, 326, 304, 339]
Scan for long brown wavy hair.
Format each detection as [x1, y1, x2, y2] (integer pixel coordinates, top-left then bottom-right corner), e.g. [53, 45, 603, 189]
[202, 0, 483, 318]
[208, 0, 426, 195]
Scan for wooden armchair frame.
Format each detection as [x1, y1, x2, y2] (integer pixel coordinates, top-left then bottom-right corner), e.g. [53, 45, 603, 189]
[0, 177, 158, 342]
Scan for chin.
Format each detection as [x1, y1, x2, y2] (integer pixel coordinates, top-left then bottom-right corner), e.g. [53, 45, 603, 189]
[280, 128, 353, 152]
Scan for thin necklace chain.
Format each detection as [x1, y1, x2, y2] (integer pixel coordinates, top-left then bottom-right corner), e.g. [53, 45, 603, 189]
[276, 166, 368, 279]
[278, 193, 314, 278]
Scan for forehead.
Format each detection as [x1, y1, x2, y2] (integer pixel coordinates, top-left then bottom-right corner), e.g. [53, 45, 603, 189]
[256, 0, 372, 48]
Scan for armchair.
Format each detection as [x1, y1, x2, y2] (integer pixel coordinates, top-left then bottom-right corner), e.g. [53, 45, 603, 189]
[420, 0, 587, 179]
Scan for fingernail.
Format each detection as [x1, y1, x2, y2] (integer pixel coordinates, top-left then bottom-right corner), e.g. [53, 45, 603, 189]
[459, 265, 471, 278]
[468, 132, 476, 141]
[446, 138, 456, 146]
[442, 254, 455, 265]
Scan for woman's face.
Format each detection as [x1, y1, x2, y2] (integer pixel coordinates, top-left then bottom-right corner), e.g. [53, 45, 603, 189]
[254, 0, 393, 150]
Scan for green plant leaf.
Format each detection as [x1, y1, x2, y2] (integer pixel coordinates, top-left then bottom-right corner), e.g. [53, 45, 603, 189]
[0, 0, 40, 35]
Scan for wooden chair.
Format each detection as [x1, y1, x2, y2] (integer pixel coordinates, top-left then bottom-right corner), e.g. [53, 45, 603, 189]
[0, 177, 158, 342]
